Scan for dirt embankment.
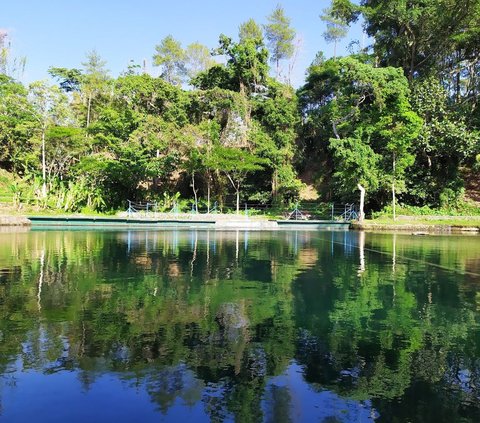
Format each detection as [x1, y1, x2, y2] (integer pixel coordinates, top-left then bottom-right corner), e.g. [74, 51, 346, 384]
[462, 167, 480, 204]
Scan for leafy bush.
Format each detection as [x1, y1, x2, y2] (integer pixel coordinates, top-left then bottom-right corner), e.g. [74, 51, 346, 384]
[372, 201, 480, 218]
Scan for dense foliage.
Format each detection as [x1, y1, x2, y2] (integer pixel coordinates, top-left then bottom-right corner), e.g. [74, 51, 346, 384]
[1, 1, 479, 214]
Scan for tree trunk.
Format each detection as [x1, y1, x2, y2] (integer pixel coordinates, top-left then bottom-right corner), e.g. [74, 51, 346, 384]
[239, 80, 246, 97]
[207, 175, 211, 214]
[456, 68, 461, 103]
[192, 173, 198, 213]
[216, 169, 224, 211]
[409, 46, 416, 82]
[86, 92, 92, 128]
[152, 149, 160, 190]
[272, 169, 278, 203]
[225, 172, 241, 215]
[392, 181, 396, 221]
[407, 25, 416, 82]
[392, 153, 396, 221]
[357, 183, 365, 222]
[236, 187, 240, 215]
[41, 125, 47, 198]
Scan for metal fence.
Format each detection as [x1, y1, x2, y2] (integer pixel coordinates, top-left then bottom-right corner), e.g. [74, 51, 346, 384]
[126, 200, 159, 217]
[126, 199, 359, 221]
[280, 202, 358, 221]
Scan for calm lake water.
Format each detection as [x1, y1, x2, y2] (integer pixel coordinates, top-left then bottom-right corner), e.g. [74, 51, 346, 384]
[0, 228, 479, 422]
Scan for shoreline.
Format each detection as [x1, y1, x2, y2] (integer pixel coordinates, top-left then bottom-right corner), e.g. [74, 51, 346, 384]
[25, 215, 349, 230]
[351, 222, 480, 233]
[0, 213, 479, 234]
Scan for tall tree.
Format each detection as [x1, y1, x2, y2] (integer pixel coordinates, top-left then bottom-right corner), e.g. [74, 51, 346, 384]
[336, 0, 480, 86]
[0, 75, 35, 171]
[81, 50, 109, 128]
[0, 30, 7, 75]
[28, 81, 71, 197]
[299, 57, 422, 218]
[251, 79, 301, 203]
[320, 7, 349, 59]
[184, 42, 215, 82]
[212, 34, 269, 101]
[239, 19, 264, 43]
[408, 77, 480, 206]
[48, 67, 83, 93]
[264, 5, 296, 76]
[207, 145, 266, 214]
[153, 35, 186, 85]
[0, 30, 26, 79]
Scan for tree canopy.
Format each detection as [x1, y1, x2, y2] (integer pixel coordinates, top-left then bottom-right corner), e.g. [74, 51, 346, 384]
[0, 1, 479, 216]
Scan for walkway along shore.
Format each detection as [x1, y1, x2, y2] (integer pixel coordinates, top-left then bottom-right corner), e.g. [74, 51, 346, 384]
[0, 214, 479, 233]
[0, 216, 31, 226]
[25, 215, 349, 230]
[351, 221, 480, 233]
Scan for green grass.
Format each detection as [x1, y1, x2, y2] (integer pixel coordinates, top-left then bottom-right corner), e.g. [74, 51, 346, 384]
[372, 202, 480, 218]
[365, 216, 480, 227]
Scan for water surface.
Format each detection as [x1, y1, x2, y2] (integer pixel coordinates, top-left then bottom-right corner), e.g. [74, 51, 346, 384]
[0, 229, 479, 422]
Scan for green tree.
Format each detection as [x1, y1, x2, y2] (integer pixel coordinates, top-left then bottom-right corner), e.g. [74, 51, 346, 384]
[331, 0, 480, 209]
[213, 34, 269, 96]
[0, 30, 7, 75]
[0, 30, 26, 79]
[0, 75, 35, 171]
[183, 144, 204, 213]
[48, 67, 83, 93]
[299, 57, 422, 218]
[114, 73, 190, 125]
[184, 42, 216, 82]
[44, 126, 85, 181]
[337, 0, 480, 87]
[320, 7, 349, 60]
[81, 50, 110, 128]
[264, 5, 296, 76]
[239, 19, 264, 44]
[408, 77, 480, 206]
[28, 81, 72, 197]
[207, 146, 266, 214]
[207, 34, 269, 144]
[252, 79, 301, 203]
[153, 35, 186, 85]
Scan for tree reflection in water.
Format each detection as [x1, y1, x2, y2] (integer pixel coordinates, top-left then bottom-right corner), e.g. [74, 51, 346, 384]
[0, 229, 479, 422]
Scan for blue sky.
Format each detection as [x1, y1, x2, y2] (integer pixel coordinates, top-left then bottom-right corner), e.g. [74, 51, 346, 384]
[2, 0, 364, 87]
